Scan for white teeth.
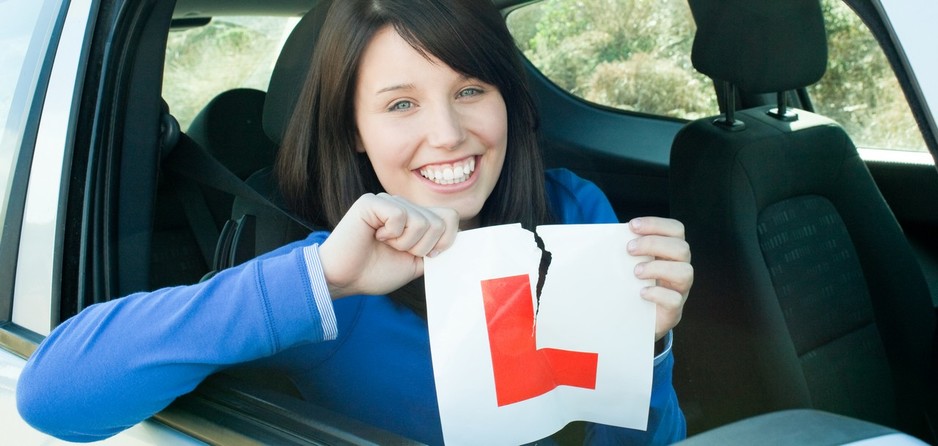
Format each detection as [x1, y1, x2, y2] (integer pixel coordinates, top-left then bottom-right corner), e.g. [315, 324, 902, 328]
[420, 158, 476, 185]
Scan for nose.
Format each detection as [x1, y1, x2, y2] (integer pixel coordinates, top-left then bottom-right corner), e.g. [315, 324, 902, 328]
[426, 103, 466, 150]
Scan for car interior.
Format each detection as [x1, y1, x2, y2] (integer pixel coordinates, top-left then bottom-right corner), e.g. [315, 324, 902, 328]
[55, 0, 937, 443]
[670, 0, 936, 440]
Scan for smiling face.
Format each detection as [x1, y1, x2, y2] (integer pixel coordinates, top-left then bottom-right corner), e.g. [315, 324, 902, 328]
[354, 26, 508, 229]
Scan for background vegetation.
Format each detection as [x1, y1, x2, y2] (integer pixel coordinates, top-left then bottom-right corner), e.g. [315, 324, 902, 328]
[163, 17, 296, 128]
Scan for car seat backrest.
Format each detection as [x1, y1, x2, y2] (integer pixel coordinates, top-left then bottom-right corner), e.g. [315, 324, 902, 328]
[188, 87, 277, 180]
[262, 0, 332, 146]
[670, 0, 936, 440]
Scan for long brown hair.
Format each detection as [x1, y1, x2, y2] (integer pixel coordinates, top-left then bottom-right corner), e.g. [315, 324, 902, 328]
[275, 0, 554, 314]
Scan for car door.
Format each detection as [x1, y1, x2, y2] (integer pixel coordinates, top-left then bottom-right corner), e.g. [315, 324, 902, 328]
[0, 0, 204, 443]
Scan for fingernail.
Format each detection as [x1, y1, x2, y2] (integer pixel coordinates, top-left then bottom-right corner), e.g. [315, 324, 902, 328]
[627, 239, 637, 253]
[428, 250, 441, 258]
[630, 218, 643, 229]
[634, 263, 644, 276]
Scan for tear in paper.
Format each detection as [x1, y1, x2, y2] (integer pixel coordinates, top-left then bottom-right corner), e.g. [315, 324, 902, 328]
[424, 223, 655, 446]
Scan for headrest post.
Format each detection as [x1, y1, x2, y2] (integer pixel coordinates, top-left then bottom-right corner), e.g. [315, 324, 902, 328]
[767, 91, 799, 122]
[713, 81, 746, 132]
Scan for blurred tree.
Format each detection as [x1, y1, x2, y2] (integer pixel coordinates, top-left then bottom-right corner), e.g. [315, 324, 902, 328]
[811, 0, 924, 151]
[508, 0, 715, 120]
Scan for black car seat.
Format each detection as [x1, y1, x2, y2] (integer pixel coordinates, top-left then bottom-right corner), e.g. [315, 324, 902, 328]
[184, 87, 280, 270]
[212, 0, 334, 269]
[669, 0, 936, 441]
[152, 101, 207, 289]
[188, 88, 277, 183]
[152, 87, 280, 287]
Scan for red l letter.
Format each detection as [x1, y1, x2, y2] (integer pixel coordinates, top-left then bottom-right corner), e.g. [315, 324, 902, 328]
[481, 274, 599, 407]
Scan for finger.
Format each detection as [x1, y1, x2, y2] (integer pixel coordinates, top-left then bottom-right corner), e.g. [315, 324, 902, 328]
[397, 209, 446, 258]
[641, 285, 685, 339]
[628, 235, 691, 262]
[425, 207, 460, 257]
[634, 260, 694, 296]
[640, 285, 685, 313]
[401, 205, 460, 258]
[351, 193, 409, 241]
[629, 217, 685, 239]
[366, 194, 429, 243]
[376, 197, 446, 257]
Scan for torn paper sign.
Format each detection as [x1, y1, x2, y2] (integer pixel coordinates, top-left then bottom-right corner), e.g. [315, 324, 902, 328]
[424, 223, 655, 446]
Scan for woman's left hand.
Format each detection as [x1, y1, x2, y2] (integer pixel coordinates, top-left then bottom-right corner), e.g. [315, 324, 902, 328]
[627, 217, 693, 341]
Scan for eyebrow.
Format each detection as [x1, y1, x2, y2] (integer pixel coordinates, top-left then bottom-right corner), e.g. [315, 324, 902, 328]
[373, 75, 475, 96]
[376, 83, 416, 95]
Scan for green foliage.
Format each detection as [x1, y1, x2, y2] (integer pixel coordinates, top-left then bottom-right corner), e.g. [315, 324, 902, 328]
[585, 54, 714, 119]
[507, 0, 715, 120]
[810, 0, 924, 150]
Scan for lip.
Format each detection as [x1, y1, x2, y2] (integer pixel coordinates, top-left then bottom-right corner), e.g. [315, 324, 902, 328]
[414, 155, 480, 193]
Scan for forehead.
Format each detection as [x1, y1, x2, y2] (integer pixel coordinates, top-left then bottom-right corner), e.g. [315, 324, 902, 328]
[356, 26, 460, 93]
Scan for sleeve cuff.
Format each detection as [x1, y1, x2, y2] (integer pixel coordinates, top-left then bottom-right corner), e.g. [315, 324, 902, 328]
[302, 243, 338, 341]
[653, 330, 673, 367]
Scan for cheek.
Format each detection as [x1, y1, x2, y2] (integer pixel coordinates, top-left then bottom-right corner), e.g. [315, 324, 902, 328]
[357, 129, 418, 196]
[482, 98, 509, 152]
[357, 120, 406, 168]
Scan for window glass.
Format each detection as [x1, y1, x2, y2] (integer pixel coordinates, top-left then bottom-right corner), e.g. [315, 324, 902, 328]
[811, 0, 927, 153]
[0, 0, 61, 246]
[162, 16, 299, 130]
[506, 0, 716, 120]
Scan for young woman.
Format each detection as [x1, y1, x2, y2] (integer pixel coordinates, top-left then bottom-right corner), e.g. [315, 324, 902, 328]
[18, 0, 692, 444]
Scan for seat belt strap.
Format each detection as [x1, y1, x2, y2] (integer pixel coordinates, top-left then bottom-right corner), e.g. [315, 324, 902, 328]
[172, 179, 220, 266]
[163, 134, 315, 232]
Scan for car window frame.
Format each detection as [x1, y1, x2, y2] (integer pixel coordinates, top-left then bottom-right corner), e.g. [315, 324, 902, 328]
[873, 0, 938, 157]
[0, 0, 69, 336]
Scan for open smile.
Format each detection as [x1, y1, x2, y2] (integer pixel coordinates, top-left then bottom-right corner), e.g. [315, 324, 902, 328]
[417, 156, 477, 185]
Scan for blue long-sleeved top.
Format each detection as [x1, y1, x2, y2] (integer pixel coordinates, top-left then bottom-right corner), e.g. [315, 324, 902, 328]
[17, 169, 685, 444]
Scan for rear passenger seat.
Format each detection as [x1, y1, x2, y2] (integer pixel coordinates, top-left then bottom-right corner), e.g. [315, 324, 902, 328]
[152, 88, 275, 288]
[212, 0, 333, 267]
[188, 88, 277, 184]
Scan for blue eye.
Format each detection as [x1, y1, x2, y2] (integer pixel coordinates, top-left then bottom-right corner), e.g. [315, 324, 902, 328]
[458, 87, 482, 98]
[389, 100, 414, 112]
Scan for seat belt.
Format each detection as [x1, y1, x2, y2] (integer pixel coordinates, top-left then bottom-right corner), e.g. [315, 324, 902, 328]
[162, 133, 316, 233]
[173, 178, 221, 266]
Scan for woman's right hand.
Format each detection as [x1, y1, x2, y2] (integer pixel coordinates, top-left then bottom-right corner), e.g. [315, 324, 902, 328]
[318, 193, 460, 299]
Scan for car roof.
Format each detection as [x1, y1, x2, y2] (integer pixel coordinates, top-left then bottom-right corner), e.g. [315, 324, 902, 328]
[171, 0, 526, 19]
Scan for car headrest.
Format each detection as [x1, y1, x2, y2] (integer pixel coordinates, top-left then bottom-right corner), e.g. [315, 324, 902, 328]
[262, 0, 332, 145]
[188, 88, 277, 179]
[689, 0, 828, 94]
